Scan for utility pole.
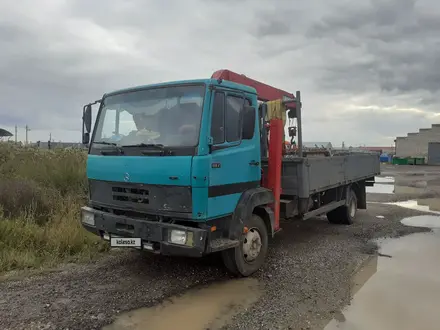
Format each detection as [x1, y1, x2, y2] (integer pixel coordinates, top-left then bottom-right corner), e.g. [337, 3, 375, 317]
[25, 125, 30, 145]
[15, 125, 17, 143]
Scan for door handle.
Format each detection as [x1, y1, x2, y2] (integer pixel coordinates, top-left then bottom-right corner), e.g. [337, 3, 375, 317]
[249, 160, 260, 166]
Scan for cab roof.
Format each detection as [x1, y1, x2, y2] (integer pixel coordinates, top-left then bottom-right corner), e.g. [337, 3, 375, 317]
[104, 78, 257, 97]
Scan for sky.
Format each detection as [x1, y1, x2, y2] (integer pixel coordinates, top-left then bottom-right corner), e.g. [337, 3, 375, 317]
[1, 0, 440, 146]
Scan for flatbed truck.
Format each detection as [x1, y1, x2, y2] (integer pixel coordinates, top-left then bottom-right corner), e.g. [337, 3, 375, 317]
[80, 69, 380, 276]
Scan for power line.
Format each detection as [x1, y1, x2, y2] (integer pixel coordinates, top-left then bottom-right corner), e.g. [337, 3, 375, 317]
[25, 125, 31, 145]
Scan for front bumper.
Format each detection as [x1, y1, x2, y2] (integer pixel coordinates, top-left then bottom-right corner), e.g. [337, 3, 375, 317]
[81, 206, 208, 257]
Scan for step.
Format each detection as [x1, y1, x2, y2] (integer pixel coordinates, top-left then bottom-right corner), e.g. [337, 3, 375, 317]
[209, 238, 240, 253]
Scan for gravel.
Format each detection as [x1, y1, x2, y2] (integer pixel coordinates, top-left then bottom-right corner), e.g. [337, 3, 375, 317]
[0, 252, 231, 330]
[0, 167, 436, 330]
[222, 203, 430, 330]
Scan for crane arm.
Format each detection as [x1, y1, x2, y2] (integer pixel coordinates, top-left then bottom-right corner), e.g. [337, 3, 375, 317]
[211, 69, 296, 107]
[211, 70, 303, 232]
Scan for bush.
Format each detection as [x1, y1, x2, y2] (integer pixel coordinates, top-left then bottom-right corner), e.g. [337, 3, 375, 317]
[0, 144, 87, 196]
[0, 144, 107, 273]
[0, 179, 57, 224]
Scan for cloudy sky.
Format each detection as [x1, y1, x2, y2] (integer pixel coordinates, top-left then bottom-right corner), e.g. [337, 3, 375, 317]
[1, 0, 439, 146]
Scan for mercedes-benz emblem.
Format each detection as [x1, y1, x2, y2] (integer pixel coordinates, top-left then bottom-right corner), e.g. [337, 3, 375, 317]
[124, 172, 130, 182]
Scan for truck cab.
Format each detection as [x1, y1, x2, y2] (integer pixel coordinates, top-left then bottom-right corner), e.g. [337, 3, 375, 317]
[81, 78, 274, 276]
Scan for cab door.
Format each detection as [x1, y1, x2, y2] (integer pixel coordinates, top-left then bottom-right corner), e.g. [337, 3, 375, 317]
[207, 89, 261, 219]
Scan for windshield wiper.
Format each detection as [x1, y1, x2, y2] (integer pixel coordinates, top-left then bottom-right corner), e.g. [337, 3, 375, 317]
[93, 141, 120, 146]
[93, 141, 124, 155]
[121, 143, 175, 156]
[123, 143, 165, 149]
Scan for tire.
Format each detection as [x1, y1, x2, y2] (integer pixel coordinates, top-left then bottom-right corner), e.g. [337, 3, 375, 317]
[222, 214, 268, 277]
[327, 188, 357, 225]
[326, 207, 343, 224]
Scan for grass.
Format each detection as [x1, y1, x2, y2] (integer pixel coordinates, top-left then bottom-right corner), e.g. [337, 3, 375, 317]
[0, 143, 108, 273]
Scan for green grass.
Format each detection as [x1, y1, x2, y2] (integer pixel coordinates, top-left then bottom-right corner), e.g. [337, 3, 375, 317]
[0, 143, 108, 273]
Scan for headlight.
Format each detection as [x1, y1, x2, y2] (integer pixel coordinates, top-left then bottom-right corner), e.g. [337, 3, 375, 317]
[82, 210, 95, 226]
[170, 230, 187, 245]
[169, 230, 194, 246]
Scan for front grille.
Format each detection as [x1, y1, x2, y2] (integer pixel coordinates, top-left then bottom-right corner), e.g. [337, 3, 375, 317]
[89, 179, 192, 214]
[112, 186, 149, 204]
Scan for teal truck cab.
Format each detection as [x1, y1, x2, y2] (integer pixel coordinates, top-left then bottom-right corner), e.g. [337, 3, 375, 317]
[81, 70, 380, 276]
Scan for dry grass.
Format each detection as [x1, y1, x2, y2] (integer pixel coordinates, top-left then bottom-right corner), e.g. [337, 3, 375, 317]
[0, 143, 108, 273]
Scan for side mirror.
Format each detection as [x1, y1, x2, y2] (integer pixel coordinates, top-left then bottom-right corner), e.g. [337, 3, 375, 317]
[242, 105, 255, 140]
[83, 104, 92, 133]
[82, 132, 90, 145]
[82, 104, 92, 145]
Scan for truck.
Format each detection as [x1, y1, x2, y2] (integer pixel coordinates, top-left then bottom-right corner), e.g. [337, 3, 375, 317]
[80, 69, 380, 276]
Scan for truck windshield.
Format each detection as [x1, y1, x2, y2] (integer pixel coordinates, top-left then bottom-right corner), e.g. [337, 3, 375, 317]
[92, 85, 205, 148]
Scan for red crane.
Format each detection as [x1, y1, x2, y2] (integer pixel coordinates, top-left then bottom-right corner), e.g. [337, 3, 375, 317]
[211, 69, 302, 232]
[211, 69, 296, 106]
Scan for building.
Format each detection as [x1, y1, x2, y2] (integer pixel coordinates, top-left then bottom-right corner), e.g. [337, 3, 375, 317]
[359, 146, 395, 154]
[303, 142, 333, 149]
[0, 128, 13, 141]
[395, 123, 440, 165]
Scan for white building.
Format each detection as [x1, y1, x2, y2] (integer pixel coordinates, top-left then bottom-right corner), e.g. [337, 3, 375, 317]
[395, 123, 440, 165]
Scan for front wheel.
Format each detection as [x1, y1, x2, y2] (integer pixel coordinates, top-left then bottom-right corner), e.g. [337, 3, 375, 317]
[222, 214, 268, 277]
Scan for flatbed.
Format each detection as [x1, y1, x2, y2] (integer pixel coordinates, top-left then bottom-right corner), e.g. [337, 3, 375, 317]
[263, 153, 380, 196]
[262, 152, 380, 221]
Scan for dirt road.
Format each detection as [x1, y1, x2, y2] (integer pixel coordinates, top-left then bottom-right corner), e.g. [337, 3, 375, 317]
[1, 165, 438, 330]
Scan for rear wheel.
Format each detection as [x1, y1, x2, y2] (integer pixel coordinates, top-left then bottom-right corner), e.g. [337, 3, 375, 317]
[327, 188, 357, 225]
[222, 214, 268, 277]
[326, 207, 342, 224]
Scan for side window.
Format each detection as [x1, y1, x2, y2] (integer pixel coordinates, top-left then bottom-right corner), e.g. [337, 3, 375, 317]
[225, 96, 244, 142]
[242, 99, 253, 140]
[211, 92, 225, 144]
[225, 96, 251, 142]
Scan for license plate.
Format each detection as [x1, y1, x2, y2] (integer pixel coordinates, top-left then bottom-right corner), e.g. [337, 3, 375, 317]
[110, 237, 141, 248]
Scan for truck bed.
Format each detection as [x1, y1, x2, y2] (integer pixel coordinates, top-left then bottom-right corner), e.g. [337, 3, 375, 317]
[262, 153, 380, 198]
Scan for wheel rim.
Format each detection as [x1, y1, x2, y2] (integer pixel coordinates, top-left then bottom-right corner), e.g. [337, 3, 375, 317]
[350, 199, 356, 217]
[242, 227, 262, 263]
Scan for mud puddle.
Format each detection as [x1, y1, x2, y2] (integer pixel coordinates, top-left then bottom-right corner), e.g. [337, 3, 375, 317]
[324, 215, 440, 330]
[366, 176, 395, 194]
[103, 278, 261, 330]
[374, 176, 395, 183]
[366, 184, 394, 194]
[386, 199, 440, 214]
[350, 255, 378, 297]
[367, 175, 440, 197]
[401, 215, 440, 228]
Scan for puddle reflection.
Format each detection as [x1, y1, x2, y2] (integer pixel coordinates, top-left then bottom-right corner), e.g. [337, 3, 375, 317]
[367, 175, 440, 200]
[103, 278, 261, 330]
[374, 176, 395, 183]
[386, 200, 440, 214]
[401, 215, 440, 228]
[325, 227, 440, 330]
[350, 256, 378, 297]
[366, 184, 394, 194]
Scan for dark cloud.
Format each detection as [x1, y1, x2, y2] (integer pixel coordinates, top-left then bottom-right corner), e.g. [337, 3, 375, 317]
[0, 0, 439, 145]
[306, 0, 440, 109]
[256, 21, 292, 38]
[0, 22, 32, 42]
